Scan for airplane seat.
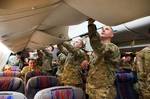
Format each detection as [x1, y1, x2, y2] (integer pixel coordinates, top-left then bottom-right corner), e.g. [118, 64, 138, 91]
[25, 71, 47, 84]
[34, 86, 86, 99]
[25, 76, 59, 99]
[0, 91, 27, 99]
[3, 65, 21, 72]
[0, 71, 21, 77]
[0, 77, 24, 93]
[9, 66, 21, 71]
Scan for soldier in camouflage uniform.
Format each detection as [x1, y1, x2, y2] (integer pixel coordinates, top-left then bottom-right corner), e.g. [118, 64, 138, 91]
[120, 52, 135, 70]
[56, 46, 67, 77]
[58, 38, 89, 88]
[135, 46, 150, 99]
[86, 18, 120, 99]
[42, 48, 53, 75]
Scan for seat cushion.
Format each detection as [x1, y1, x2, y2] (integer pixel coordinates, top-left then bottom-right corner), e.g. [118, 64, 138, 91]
[0, 91, 27, 99]
[34, 86, 86, 99]
[0, 77, 24, 93]
[29, 76, 59, 89]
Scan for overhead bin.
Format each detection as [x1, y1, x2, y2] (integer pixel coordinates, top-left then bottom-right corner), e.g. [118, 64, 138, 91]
[0, 0, 60, 12]
[112, 16, 150, 50]
[0, 0, 61, 36]
[119, 44, 150, 52]
[2, 32, 33, 52]
[38, 3, 88, 30]
[64, 0, 150, 25]
[112, 24, 138, 45]
[26, 31, 65, 50]
[0, 0, 62, 52]
[124, 16, 150, 38]
[0, 0, 88, 52]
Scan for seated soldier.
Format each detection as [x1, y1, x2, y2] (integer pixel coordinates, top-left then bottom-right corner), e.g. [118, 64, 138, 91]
[21, 59, 41, 79]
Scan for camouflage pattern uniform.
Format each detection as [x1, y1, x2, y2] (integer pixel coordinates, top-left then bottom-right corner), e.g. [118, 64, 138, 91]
[120, 58, 133, 70]
[86, 23, 120, 99]
[120, 52, 136, 70]
[88, 52, 97, 66]
[120, 61, 132, 69]
[56, 46, 67, 77]
[58, 42, 88, 88]
[42, 50, 53, 74]
[135, 46, 150, 99]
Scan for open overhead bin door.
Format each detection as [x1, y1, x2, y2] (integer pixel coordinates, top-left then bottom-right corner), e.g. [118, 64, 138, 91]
[64, 0, 150, 25]
[0, 0, 88, 52]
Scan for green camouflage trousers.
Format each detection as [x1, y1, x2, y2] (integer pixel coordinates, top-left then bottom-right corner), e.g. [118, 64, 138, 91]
[86, 84, 116, 99]
[139, 75, 150, 99]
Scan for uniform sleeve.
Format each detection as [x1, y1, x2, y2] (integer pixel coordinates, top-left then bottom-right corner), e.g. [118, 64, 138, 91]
[62, 42, 88, 63]
[88, 23, 104, 54]
[62, 42, 80, 55]
[57, 44, 68, 56]
[135, 52, 144, 73]
[103, 44, 120, 65]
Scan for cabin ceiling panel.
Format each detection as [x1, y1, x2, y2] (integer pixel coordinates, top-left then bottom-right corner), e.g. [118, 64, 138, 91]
[26, 30, 65, 50]
[3, 38, 29, 53]
[0, 0, 60, 15]
[1, 31, 32, 44]
[26, 43, 43, 50]
[1, 31, 33, 52]
[0, 7, 55, 37]
[9, 46, 26, 53]
[44, 26, 69, 40]
[2, 38, 30, 48]
[0, 30, 33, 41]
[0, 0, 61, 45]
[4, 39, 28, 49]
[0, 0, 60, 10]
[38, 2, 88, 30]
[64, 0, 150, 25]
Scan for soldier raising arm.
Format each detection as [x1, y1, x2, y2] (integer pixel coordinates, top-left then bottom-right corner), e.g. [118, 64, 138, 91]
[88, 18, 120, 64]
[58, 38, 89, 89]
[86, 18, 120, 99]
[88, 18, 103, 54]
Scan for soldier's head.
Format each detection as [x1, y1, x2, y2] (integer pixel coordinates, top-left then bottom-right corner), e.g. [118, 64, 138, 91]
[121, 52, 135, 63]
[99, 26, 114, 40]
[72, 37, 84, 48]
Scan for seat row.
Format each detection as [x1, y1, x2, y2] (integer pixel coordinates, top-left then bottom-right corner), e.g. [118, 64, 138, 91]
[0, 76, 86, 99]
[0, 86, 85, 99]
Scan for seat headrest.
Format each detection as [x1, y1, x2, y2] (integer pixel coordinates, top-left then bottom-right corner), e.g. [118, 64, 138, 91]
[34, 86, 86, 99]
[0, 91, 27, 99]
[28, 76, 58, 89]
[0, 77, 22, 91]
[0, 71, 21, 77]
